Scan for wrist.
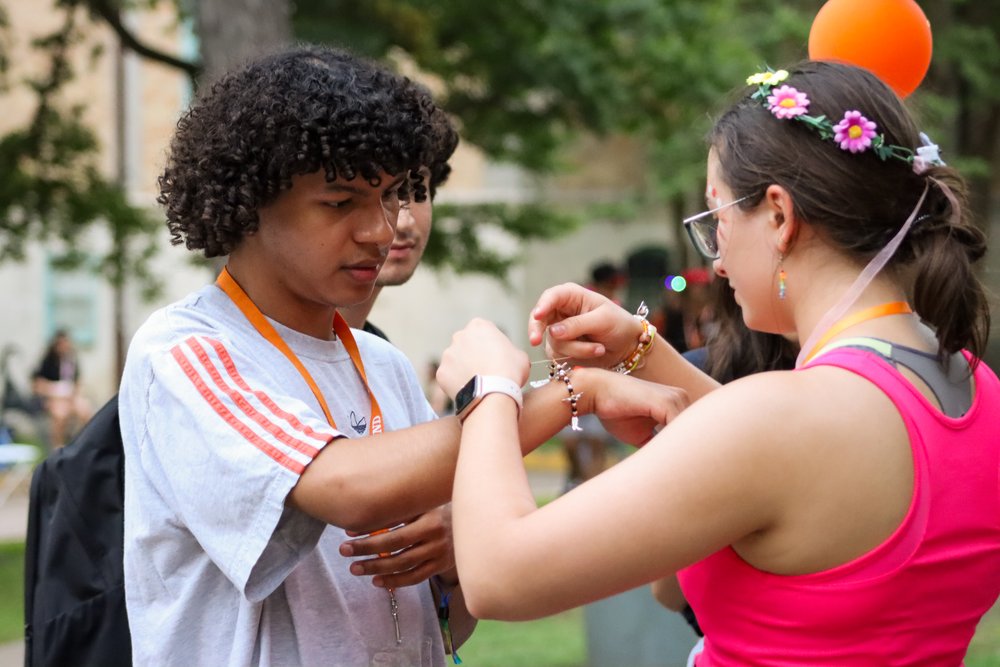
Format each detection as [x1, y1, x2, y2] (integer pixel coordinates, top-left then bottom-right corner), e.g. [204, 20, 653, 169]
[454, 375, 523, 423]
[610, 303, 657, 375]
[463, 392, 520, 425]
[567, 366, 598, 416]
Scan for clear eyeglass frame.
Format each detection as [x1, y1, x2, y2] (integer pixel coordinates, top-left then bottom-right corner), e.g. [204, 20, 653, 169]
[682, 195, 750, 260]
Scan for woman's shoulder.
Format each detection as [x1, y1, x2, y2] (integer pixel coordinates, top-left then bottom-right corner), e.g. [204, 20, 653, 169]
[679, 364, 899, 459]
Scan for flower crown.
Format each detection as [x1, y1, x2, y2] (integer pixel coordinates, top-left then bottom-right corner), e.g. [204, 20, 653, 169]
[746, 69, 944, 173]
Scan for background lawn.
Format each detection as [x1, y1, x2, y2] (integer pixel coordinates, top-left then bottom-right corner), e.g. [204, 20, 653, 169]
[458, 609, 586, 667]
[3, 537, 1000, 664]
[0, 541, 24, 644]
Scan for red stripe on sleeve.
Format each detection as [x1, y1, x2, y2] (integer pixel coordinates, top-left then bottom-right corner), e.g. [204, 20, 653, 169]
[170, 345, 306, 475]
[202, 337, 333, 443]
[183, 337, 326, 459]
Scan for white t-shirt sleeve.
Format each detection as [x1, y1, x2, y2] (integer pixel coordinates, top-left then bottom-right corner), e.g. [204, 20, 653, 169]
[140, 332, 343, 601]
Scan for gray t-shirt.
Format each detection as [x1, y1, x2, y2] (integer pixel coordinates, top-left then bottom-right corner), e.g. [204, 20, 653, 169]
[120, 285, 444, 667]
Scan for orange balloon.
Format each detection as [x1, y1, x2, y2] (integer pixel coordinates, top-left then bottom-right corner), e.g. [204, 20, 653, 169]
[808, 0, 932, 98]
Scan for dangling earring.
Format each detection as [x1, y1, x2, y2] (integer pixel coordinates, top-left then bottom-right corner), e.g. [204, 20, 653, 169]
[778, 255, 787, 300]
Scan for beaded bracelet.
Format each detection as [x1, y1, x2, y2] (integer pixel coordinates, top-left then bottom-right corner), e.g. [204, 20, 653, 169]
[610, 301, 657, 375]
[552, 361, 584, 431]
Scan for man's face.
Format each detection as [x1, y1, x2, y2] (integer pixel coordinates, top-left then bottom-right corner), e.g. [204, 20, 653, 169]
[377, 170, 433, 287]
[237, 169, 405, 310]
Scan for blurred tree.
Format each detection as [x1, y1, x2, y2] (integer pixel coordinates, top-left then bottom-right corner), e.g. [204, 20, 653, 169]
[0, 0, 291, 373]
[0, 4, 163, 375]
[1, 0, 997, 289]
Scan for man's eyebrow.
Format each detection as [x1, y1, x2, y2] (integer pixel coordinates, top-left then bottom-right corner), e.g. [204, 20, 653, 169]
[323, 174, 406, 194]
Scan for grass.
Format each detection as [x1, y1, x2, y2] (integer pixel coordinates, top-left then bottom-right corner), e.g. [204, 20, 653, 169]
[458, 609, 586, 667]
[970, 604, 1000, 667]
[0, 541, 24, 644]
[459, 602, 1000, 667]
[2, 532, 1000, 664]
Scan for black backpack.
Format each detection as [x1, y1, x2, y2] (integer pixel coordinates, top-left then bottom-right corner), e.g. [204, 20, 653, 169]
[24, 395, 131, 667]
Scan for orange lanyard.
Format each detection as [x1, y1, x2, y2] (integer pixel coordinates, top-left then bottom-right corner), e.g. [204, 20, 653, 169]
[802, 300, 913, 365]
[216, 267, 384, 435]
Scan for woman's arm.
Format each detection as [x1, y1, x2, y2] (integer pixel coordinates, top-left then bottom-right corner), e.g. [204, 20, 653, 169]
[439, 319, 787, 621]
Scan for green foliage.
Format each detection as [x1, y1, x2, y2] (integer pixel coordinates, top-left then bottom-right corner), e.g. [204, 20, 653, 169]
[424, 203, 580, 280]
[0, 3, 162, 298]
[3, 0, 997, 286]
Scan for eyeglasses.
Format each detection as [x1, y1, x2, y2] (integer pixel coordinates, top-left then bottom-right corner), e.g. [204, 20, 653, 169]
[682, 195, 750, 260]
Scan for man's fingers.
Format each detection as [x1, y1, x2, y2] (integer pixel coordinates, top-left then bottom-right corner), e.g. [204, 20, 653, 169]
[373, 561, 440, 590]
[349, 542, 433, 576]
[349, 541, 454, 588]
[342, 509, 450, 556]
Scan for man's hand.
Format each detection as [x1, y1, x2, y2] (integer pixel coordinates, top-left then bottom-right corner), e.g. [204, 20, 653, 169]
[340, 504, 455, 589]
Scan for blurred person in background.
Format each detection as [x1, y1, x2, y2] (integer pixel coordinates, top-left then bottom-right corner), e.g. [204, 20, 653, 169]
[32, 329, 92, 448]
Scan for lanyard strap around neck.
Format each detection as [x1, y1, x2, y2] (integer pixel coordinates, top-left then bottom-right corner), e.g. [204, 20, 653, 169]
[216, 267, 384, 434]
[802, 300, 912, 366]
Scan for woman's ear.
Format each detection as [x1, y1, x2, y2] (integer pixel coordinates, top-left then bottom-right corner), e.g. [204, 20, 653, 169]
[764, 184, 799, 254]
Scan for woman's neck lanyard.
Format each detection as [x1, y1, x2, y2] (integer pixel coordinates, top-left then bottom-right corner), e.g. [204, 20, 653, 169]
[215, 267, 384, 435]
[801, 300, 913, 366]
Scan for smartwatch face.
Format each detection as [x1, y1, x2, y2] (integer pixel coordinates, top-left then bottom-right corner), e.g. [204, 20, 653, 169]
[454, 377, 480, 415]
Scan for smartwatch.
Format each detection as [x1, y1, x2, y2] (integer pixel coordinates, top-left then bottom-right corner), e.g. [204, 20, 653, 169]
[453, 375, 523, 422]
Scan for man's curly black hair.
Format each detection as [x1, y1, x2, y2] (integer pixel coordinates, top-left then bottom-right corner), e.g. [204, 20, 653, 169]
[158, 45, 457, 258]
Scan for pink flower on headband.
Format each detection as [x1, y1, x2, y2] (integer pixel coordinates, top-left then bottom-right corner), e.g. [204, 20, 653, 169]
[767, 85, 810, 119]
[833, 111, 878, 153]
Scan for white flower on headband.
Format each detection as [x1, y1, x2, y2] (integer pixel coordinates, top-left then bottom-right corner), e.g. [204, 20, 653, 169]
[913, 131, 945, 174]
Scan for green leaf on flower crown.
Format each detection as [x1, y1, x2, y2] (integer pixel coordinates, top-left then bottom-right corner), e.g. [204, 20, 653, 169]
[797, 114, 834, 140]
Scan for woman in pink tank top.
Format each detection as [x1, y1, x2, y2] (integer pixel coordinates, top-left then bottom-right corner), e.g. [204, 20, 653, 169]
[437, 61, 1000, 665]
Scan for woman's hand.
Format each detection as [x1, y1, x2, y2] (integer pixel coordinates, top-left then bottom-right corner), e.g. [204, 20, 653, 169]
[528, 283, 643, 369]
[575, 368, 689, 446]
[437, 319, 529, 398]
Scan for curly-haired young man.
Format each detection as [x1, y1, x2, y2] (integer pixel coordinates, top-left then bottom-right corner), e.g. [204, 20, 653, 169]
[119, 46, 474, 666]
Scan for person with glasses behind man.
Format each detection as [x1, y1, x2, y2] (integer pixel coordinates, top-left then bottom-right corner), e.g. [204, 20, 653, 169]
[435, 60, 1000, 665]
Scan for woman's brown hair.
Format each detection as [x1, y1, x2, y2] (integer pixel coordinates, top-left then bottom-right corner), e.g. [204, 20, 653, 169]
[710, 60, 989, 362]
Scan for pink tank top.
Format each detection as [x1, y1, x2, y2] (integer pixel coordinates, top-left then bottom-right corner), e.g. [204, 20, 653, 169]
[678, 349, 1000, 666]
